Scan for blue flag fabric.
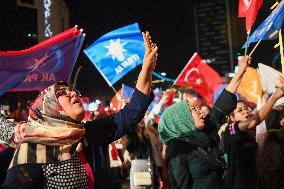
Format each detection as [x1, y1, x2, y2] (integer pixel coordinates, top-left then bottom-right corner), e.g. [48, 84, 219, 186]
[0, 27, 83, 97]
[122, 84, 134, 99]
[147, 88, 163, 113]
[243, 0, 284, 48]
[84, 23, 145, 86]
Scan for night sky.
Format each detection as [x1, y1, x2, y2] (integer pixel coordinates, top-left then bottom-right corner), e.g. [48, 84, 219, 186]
[65, 0, 282, 98]
[65, 0, 198, 99]
[0, 0, 283, 108]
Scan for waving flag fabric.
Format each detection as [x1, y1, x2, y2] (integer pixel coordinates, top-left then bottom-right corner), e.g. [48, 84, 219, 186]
[147, 88, 163, 113]
[174, 53, 222, 105]
[0, 27, 83, 96]
[239, 0, 263, 32]
[84, 23, 145, 86]
[242, 0, 284, 48]
[237, 67, 262, 104]
[258, 63, 284, 107]
[122, 84, 134, 99]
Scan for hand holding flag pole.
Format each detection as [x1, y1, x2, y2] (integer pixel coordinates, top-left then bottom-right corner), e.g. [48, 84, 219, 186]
[84, 23, 150, 96]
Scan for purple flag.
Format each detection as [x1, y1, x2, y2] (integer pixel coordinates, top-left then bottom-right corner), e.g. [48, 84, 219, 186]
[0, 27, 83, 96]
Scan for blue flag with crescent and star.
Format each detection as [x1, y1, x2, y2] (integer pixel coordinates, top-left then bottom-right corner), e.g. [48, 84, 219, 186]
[242, 0, 284, 48]
[84, 23, 145, 86]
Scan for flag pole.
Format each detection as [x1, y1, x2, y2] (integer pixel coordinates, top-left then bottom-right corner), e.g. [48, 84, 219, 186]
[110, 85, 118, 94]
[249, 40, 262, 57]
[244, 29, 251, 56]
[170, 53, 198, 89]
[110, 85, 125, 104]
[69, 29, 85, 85]
[279, 29, 284, 74]
[169, 83, 175, 89]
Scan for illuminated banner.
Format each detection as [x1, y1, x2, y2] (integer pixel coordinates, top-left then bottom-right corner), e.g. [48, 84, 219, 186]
[37, 0, 70, 42]
[43, 0, 53, 38]
[0, 27, 83, 96]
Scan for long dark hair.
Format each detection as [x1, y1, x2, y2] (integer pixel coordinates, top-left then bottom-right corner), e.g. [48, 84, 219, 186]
[257, 128, 284, 189]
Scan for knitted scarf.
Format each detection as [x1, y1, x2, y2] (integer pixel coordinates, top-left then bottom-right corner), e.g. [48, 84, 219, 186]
[9, 82, 85, 169]
[158, 99, 209, 147]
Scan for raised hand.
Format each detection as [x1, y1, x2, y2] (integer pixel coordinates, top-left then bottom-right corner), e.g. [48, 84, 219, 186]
[238, 55, 251, 73]
[274, 84, 284, 100]
[142, 31, 158, 72]
[226, 55, 252, 94]
[135, 31, 158, 95]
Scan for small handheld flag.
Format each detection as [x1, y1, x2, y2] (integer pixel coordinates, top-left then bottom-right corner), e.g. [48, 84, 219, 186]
[84, 23, 145, 86]
[239, 0, 263, 32]
[242, 0, 284, 48]
[174, 53, 222, 105]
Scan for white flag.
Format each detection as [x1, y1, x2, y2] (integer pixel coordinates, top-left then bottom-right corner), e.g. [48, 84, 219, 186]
[258, 63, 284, 107]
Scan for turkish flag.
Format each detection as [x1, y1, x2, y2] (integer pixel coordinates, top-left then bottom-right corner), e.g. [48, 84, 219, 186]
[174, 53, 222, 105]
[239, 0, 263, 32]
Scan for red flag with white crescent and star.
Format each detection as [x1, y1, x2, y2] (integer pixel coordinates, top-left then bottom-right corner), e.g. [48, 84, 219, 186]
[174, 53, 222, 105]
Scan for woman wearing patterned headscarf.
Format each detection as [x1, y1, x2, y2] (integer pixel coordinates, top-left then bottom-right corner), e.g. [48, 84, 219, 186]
[0, 31, 157, 189]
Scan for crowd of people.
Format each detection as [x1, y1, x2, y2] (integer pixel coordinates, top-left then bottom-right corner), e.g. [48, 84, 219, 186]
[1, 31, 284, 189]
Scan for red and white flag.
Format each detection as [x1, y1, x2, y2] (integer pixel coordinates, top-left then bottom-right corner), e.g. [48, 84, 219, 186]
[174, 53, 222, 105]
[239, 0, 263, 32]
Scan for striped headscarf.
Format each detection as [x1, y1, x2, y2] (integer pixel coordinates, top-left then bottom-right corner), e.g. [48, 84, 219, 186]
[9, 81, 85, 169]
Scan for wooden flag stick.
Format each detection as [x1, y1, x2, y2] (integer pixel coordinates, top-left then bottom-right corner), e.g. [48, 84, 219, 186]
[169, 83, 175, 89]
[244, 29, 251, 56]
[270, 1, 279, 10]
[249, 40, 262, 57]
[110, 85, 118, 94]
[279, 29, 284, 74]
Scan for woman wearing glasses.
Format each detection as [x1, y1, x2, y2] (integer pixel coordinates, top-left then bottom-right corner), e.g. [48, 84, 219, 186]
[158, 56, 252, 189]
[223, 87, 284, 189]
[0, 31, 157, 189]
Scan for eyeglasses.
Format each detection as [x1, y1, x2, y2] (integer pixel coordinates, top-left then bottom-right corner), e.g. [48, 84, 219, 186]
[55, 86, 81, 98]
[190, 106, 205, 118]
[233, 106, 251, 114]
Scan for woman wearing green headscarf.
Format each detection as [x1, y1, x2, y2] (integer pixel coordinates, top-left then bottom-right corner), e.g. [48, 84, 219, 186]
[158, 56, 252, 189]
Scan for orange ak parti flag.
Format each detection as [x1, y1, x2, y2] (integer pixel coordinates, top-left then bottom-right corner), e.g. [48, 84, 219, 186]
[239, 0, 263, 32]
[174, 53, 222, 105]
[237, 67, 263, 104]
